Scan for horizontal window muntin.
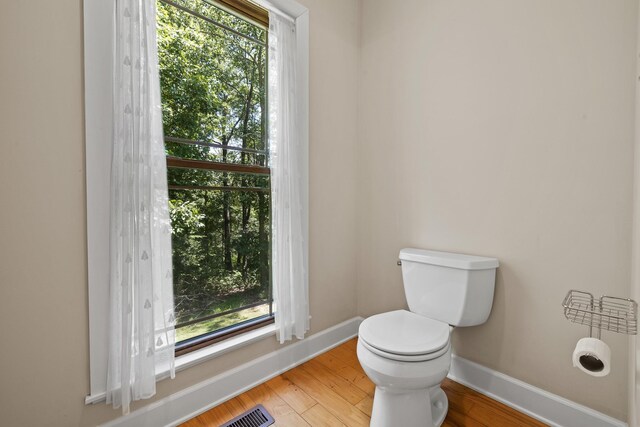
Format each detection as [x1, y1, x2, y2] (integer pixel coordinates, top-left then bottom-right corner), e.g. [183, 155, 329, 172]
[169, 184, 269, 193]
[165, 137, 268, 171]
[167, 156, 270, 175]
[167, 161, 270, 192]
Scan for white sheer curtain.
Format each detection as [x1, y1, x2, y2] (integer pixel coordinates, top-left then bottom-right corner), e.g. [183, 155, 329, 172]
[107, 0, 175, 414]
[268, 12, 308, 344]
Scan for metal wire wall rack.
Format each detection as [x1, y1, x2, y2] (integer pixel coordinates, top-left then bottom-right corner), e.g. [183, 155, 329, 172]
[562, 290, 638, 338]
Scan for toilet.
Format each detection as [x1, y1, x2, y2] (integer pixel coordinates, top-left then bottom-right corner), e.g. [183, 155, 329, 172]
[356, 248, 499, 427]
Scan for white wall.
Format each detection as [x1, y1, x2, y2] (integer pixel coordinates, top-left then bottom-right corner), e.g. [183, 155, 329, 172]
[0, 0, 360, 425]
[358, 0, 637, 421]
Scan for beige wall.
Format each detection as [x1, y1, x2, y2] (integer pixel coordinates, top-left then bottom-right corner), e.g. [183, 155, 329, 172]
[0, 0, 360, 425]
[2, 0, 638, 424]
[358, 0, 637, 421]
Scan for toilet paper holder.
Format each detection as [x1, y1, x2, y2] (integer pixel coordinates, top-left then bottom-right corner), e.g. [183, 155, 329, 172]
[562, 290, 637, 338]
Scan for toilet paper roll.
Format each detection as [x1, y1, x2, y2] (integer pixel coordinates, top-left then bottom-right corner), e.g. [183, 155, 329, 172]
[572, 337, 611, 377]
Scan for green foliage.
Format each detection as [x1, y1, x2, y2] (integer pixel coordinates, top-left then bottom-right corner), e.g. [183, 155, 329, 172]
[169, 199, 204, 235]
[157, 0, 270, 341]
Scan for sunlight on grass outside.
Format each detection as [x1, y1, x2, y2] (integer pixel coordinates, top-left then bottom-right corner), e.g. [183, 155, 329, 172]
[176, 302, 270, 342]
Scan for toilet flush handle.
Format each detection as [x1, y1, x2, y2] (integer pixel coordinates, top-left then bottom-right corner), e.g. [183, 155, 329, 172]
[397, 260, 402, 266]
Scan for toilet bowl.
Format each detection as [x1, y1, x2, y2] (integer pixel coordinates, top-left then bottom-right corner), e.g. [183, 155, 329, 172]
[357, 249, 499, 427]
[357, 310, 452, 427]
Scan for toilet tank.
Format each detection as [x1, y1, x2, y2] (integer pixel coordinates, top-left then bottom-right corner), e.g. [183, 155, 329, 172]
[399, 248, 499, 327]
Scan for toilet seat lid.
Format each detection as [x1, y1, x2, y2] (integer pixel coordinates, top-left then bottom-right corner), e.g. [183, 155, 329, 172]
[359, 310, 450, 356]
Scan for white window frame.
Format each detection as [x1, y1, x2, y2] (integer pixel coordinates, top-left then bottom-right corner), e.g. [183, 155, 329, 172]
[84, 0, 308, 404]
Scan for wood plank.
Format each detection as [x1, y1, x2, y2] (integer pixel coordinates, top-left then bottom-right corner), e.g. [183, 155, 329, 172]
[300, 359, 368, 405]
[352, 374, 375, 397]
[443, 380, 547, 427]
[341, 338, 358, 352]
[301, 404, 346, 427]
[282, 366, 370, 427]
[179, 417, 206, 427]
[246, 383, 310, 427]
[334, 341, 376, 397]
[444, 407, 488, 427]
[221, 392, 258, 418]
[326, 342, 361, 368]
[181, 404, 233, 426]
[267, 374, 317, 414]
[354, 396, 373, 417]
[315, 342, 375, 397]
[314, 351, 362, 383]
[198, 405, 234, 426]
[441, 378, 476, 415]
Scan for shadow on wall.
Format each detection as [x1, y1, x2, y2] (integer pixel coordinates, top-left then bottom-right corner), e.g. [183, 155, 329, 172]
[451, 265, 507, 366]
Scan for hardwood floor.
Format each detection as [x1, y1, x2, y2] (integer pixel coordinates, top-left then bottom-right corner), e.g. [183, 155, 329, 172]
[180, 338, 548, 427]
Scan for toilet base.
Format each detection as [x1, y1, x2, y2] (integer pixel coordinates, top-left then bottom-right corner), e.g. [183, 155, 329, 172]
[370, 385, 448, 427]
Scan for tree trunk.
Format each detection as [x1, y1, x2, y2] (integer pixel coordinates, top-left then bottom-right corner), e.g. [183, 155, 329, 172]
[257, 193, 268, 285]
[239, 80, 255, 279]
[222, 137, 233, 271]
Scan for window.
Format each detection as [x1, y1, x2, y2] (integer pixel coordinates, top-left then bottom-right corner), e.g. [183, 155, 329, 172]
[157, 0, 273, 353]
[85, 0, 307, 402]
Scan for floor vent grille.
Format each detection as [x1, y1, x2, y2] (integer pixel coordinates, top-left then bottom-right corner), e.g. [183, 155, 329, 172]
[220, 404, 274, 427]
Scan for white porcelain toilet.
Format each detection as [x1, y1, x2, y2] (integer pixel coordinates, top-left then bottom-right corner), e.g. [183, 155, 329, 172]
[356, 248, 499, 427]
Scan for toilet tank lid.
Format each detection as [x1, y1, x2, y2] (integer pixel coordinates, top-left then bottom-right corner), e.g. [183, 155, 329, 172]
[399, 248, 499, 270]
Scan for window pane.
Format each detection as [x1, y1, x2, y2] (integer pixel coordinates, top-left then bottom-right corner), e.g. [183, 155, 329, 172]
[158, 0, 267, 152]
[168, 186, 271, 342]
[157, 0, 270, 345]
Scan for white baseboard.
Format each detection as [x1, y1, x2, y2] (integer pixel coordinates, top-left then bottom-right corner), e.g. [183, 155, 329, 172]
[448, 354, 628, 427]
[101, 317, 363, 427]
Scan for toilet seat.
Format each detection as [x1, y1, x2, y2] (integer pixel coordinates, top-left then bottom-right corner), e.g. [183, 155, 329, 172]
[359, 310, 450, 362]
[360, 337, 451, 362]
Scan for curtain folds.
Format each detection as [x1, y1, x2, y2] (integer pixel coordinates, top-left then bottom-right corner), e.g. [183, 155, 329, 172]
[268, 12, 309, 344]
[107, 0, 175, 414]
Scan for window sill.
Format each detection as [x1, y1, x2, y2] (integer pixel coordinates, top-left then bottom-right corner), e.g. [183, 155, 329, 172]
[175, 322, 277, 372]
